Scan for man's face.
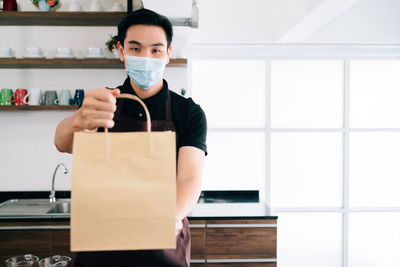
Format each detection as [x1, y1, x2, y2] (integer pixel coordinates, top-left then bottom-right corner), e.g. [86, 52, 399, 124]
[118, 24, 171, 64]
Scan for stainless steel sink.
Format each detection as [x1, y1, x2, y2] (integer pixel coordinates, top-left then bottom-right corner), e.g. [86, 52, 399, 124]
[47, 201, 70, 214]
[0, 199, 71, 216]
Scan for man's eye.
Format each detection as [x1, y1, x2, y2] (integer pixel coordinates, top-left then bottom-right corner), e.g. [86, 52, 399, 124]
[152, 49, 160, 53]
[131, 47, 140, 52]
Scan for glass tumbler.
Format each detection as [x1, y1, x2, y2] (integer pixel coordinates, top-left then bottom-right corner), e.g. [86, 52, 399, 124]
[4, 254, 39, 267]
[38, 256, 71, 267]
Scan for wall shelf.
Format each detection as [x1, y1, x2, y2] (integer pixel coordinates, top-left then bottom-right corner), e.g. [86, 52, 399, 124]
[0, 12, 192, 27]
[0, 105, 78, 111]
[0, 12, 126, 26]
[0, 58, 187, 69]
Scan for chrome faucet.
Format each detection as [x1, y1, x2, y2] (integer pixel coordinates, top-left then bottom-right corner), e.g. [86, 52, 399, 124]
[49, 163, 69, 203]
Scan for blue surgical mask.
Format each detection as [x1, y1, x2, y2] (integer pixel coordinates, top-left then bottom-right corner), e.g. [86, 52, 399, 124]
[124, 55, 167, 90]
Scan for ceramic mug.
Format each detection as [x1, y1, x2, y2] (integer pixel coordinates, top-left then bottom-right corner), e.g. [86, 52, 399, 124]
[9, 88, 28, 106]
[0, 88, 13, 106]
[23, 88, 42, 106]
[86, 47, 103, 57]
[0, 0, 18, 11]
[56, 47, 73, 58]
[111, 2, 124, 11]
[89, 0, 103, 11]
[0, 46, 13, 58]
[24, 46, 43, 58]
[4, 254, 39, 267]
[73, 89, 85, 107]
[55, 89, 72, 105]
[68, 0, 82, 11]
[40, 90, 58, 105]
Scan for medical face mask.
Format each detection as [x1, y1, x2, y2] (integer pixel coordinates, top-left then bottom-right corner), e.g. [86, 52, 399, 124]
[124, 55, 167, 90]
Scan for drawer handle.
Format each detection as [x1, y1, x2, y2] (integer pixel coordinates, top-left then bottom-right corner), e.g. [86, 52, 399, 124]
[190, 224, 206, 228]
[190, 259, 206, 263]
[207, 258, 277, 263]
[207, 223, 277, 228]
[0, 226, 70, 230]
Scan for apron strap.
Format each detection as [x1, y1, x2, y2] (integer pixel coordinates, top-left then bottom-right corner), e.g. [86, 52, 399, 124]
[165, 90, 172, 121]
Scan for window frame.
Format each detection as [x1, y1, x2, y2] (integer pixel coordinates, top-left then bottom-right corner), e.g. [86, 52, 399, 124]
[189, 44, 400, 267]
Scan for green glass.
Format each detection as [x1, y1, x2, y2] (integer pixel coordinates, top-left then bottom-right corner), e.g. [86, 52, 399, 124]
[0, 88, 13, 106]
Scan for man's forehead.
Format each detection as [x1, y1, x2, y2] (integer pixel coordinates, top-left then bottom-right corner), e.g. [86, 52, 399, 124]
[125, 25, 167, 45]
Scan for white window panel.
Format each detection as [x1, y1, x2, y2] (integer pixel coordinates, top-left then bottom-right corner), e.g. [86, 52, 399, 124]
[191, 60, 266, 128]
[276, 212, 342, 267]
[349, 132, 400, 207]
[270, 132, 342, 207]
[350, 60, 400, 128]
[271, 60, 343, 128]
[349, 212, 400, 267]
[201, 132, 265, 194]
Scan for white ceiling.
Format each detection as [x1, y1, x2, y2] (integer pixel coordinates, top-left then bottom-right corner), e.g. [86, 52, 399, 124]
[143, 0, 193, 18]
[140, 0, 400, 44]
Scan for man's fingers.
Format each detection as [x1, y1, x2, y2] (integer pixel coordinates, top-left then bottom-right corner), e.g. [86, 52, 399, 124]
[111, 88, 121, 97]
[80, 109, 114, 120]
[82, 97, 116, 112]
[83, 119, 114, 130]
[86, 88, 118, 103]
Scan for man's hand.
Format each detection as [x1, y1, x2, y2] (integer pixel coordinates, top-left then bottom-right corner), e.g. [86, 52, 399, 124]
[175, 216, 183, 237]
[72, 88, 120, 131]
[54, 87, 120, 153]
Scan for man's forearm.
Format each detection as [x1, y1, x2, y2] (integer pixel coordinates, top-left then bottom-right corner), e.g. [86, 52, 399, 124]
[175, 146, 205, 220]
[54, 113, 80, 154]
[176, 175, 202, 220]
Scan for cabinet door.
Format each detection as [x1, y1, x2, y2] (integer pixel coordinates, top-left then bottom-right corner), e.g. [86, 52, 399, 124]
[0, 221, 52, 263]
[189, 219, 206, 261]
[52, 221, 76, 264]
[206, 219, 277, 263]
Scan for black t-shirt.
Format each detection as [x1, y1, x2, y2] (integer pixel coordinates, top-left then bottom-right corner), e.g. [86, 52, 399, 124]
[101, 77, 208, 156]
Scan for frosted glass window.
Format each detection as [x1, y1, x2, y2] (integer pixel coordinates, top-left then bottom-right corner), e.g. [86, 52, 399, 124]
[201, 132, 265, 194]
[271, 60, 343, 128]
[191, 60, 266, 128]
[276, 212, 342, 267]
[270, 132, 342, 207]
[350, 60, 400, 128]
[349, 132, 400, 207]
[349, 212, 400, 267]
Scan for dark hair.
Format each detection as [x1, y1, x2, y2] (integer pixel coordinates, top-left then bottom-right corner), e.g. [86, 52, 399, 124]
[118, 9, 173, 48]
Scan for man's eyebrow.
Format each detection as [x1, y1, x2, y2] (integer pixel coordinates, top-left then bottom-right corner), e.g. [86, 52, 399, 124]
[127, 40, 142, 45]
[151, 42, 165, 47]
[126, 40, 165, 47]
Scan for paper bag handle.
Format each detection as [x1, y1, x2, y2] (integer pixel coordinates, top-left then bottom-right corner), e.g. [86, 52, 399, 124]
[104, 93, 152, 133]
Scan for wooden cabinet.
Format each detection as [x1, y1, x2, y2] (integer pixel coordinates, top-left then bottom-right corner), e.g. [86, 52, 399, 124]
[205, 219, 277, 267]
[0, 221, 52, 263]
[0, 218, 277, 266]
[52, 221, 76, 263]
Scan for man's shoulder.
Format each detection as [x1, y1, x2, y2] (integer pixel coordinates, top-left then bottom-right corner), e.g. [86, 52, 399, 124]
[170, 90, 202, 112]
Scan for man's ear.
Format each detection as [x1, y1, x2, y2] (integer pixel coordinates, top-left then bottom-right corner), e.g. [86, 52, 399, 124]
[117, 41, 124, 63]
[167, 44, 172, 64]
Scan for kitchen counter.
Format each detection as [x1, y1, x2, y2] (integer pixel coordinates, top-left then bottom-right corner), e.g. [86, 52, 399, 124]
[0, 192, 278, 266]
[0, 190, 277, 220]
[0, 200, 276, 220]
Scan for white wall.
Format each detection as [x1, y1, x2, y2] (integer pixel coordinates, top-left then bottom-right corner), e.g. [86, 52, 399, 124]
[1, 0, 399, 191]
[0, 0, 188, 191]
[305, 0, 400, 43]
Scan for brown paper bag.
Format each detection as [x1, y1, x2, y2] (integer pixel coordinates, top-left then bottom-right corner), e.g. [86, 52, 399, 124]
[71, 94, 176, 252]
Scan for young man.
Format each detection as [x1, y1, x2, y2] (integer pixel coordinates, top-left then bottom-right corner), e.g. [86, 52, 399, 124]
[54, 9, 207, 267]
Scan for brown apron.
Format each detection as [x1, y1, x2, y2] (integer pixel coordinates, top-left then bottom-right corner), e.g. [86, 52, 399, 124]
[74, 90, 191, 267]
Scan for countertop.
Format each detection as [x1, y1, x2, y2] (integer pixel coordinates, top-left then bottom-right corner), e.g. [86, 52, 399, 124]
[0, 191, 277, 220]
